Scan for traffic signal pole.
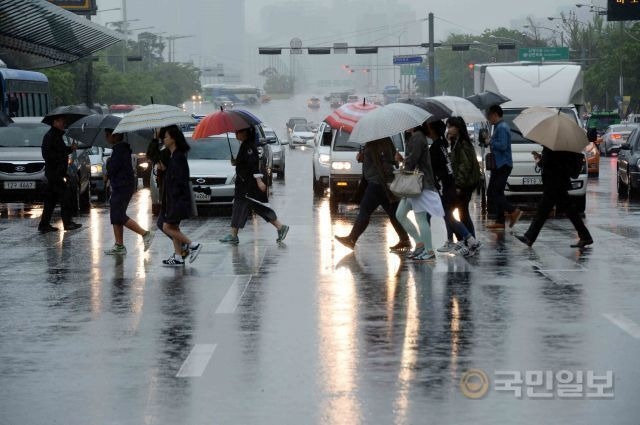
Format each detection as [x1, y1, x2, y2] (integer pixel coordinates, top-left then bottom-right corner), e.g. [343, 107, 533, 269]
[428, 12, 435, 97]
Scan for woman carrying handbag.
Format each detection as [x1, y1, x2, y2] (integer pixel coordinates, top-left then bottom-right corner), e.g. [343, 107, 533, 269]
[394, 126, 443, 261]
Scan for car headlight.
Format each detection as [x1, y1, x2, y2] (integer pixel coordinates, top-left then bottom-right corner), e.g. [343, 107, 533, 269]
[331, 161, 352, 170]
[91, 164, 102, 174]
[139, 162, 149, 170]
[319, 153, 331, 165]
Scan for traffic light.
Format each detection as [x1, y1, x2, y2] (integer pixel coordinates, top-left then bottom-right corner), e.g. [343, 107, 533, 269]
[468, 63, 475, 71]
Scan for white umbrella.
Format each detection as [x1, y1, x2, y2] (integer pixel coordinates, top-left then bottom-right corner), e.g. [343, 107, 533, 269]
[514, 107, 588, 153]
[349, 103, 433, 145]
[112, 104, 195, 134]
[429, 96, 486, 123]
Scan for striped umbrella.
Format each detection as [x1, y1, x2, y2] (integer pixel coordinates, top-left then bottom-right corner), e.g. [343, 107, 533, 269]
[325, 101, 380, 133]
[112, 104, 195, 134]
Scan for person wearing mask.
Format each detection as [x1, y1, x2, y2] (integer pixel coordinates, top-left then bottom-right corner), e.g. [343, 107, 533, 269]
[159, 125, 202, 266]
[103, 129, 154, 255]
[486, 105, 522, 230]
[427, 120, 480, 256]
[447, 117, 481, 239]
[515, 148, 593, 248]
[38, 115, 81, 233]
[335, 137, 411, 251]
[219, 126, 289, 245]
[394, 127, 443, 261]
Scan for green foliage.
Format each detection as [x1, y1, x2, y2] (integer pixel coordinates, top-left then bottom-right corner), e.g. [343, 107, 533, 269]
[263, 70, 294, 94]
[37, 34, 200, 108]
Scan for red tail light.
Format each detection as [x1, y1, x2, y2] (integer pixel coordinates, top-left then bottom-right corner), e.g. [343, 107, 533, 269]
[612, 133, 622, 139]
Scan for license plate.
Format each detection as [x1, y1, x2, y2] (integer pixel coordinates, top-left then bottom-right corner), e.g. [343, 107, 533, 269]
[522, 177, 542, 185]
[194, 191, 211, 201]
[4, 181, 35, 190]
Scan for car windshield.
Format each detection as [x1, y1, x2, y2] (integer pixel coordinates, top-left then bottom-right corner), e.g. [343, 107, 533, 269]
[0, 124, 48, 147]
[293, 124, 312, 133]
[609, 124, 638, 133]
[187, 136, 240, 160]
[333, 129, 360, 151]
[503, 108, 577, 144]
[290, 119, 306, 126]
[264, 131, 278, 143]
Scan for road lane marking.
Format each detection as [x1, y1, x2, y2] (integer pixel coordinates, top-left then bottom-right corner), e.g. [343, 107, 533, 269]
[176, 344, 217, 377]
[603, 314, 640, 339]
[215, 275, 253, 314]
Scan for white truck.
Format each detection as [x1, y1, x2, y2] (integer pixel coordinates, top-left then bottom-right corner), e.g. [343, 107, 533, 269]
[474, 62, 588, 213]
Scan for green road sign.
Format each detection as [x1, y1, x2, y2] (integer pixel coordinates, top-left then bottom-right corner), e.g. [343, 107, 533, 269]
[400, 65, 417, 76]
[518, 47, 569, 62]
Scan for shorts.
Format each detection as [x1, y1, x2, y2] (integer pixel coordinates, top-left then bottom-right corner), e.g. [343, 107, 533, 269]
[109, 187, 134, 225]
[231, 196, 277, 229]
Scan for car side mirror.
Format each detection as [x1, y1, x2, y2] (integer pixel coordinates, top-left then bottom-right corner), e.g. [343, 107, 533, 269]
[620, 143, 631, 151]
[478, 128, 489, 146]
[257, 138, 267, 146]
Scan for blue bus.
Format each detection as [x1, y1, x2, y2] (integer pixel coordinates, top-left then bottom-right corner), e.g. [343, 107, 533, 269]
[0, 68, 50, 117]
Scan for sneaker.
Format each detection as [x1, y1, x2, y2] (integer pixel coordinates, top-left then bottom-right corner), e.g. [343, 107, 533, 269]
[570, 238, 593, 248]
[104, 244, 127, 255]
[219, 234, 239, 244]
[414, 250, 436, 261]
[335, 235, 355, 250]
[509, 209, 523, 228]
[142, 231, 155, 252]
[406, 246, 425, 259]
[465, 236, 482, 251]
[453, 241, 470, 257]
[188, 243, 202, 264]
[277, 225, 290, 243]
[64, 222, 82, 231]
[162, 254, 185, 267]
[390, 240, 412, 252]
[437, 241, 455, 253]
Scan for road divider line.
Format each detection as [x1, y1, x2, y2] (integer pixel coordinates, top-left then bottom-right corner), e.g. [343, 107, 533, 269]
[603, 314, 640, 339]
[215, 275, 253, 314]
[176, 344, 217, 378]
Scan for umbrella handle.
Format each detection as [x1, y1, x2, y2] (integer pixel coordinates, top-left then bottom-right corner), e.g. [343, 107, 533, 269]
[226, 133, 234, 160]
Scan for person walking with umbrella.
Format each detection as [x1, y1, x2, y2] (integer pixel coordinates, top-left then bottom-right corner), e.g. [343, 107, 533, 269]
[38, 114, 82, 233]
[103, 128, 154, 255]
[219, 126, 289, 245]
[486, 105, 522, 230]
[159, 125, 202, 266]
[512, 107, 593, 248]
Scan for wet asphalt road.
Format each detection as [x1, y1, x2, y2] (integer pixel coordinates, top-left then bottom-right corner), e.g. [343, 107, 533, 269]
[1, 97, 640, 424]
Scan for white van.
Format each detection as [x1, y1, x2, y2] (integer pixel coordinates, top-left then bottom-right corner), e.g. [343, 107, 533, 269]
[474, 62, 588, 212]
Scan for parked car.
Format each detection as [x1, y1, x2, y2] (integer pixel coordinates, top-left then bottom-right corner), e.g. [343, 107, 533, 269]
[601, 124, 640, 156]
[617, 127, 640, 198]
[262, 126, 287, 179]
[311, 122, 333, 196]
[289, 123, 316, 148]
[0, 117, 91, 212]
[584, 141, 600, 177]
[308, 97, 321, 109]
[88, 146, 108, 201]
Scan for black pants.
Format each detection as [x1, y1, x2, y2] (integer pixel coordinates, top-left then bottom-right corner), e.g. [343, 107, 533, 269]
[488, 165, 516, 223]
[456, 186, 476, 238]
[350, 182, 409, 243]
[39, 175, 72, 228]
[524, 186, 592, 244]
[231, 196, 277, 229]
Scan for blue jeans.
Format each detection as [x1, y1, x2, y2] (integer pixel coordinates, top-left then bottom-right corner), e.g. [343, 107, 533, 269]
[488, 165, 516, 223]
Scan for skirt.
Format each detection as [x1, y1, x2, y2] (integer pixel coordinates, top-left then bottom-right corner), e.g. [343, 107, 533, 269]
[408, 189, 445, 216]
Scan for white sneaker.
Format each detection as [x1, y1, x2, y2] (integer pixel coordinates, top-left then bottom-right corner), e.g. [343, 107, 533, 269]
[162, 254, 185, 267]
[142, 231, 155, 252]
[437, 241, 455, 253]
[188, 243, 202, 264]
[453, 241, 470, 257]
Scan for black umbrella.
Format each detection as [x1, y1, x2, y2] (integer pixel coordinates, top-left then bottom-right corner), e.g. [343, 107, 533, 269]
[0, 110, 13, 126]
[67, 114, 154, 153]
[42, 104, 94, 126]
[466, 91, 510, 110]
[399, 98, 453, 121]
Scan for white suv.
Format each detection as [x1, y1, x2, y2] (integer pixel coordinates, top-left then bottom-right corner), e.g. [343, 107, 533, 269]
[311, 122, 332, 196]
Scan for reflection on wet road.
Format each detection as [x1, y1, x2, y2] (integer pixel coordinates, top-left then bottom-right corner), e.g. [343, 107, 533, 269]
[1, 98, 640, 424]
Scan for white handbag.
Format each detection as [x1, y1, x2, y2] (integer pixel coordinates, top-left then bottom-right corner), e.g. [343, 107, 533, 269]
[390, 168, 423, 198]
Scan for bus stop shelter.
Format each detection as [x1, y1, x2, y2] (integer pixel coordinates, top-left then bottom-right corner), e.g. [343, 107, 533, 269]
[0, 0, 122, 69]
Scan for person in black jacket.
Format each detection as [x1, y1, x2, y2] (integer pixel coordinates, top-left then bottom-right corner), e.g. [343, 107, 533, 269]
[516, 148, 593, 248]
[158, 125, 202, 266]
[219, 126, 289, 245]
[38, 115, 81, 233]
[103, 129, 154, 255]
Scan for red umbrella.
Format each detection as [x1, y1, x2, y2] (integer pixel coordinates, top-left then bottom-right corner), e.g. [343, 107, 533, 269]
[325, 100, 380, 133]
[192, 109, 250, 140]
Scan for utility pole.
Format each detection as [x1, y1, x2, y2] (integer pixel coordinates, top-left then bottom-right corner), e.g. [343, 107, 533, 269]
[122, 0, 128, 72]
[428, 12, 435, 97]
